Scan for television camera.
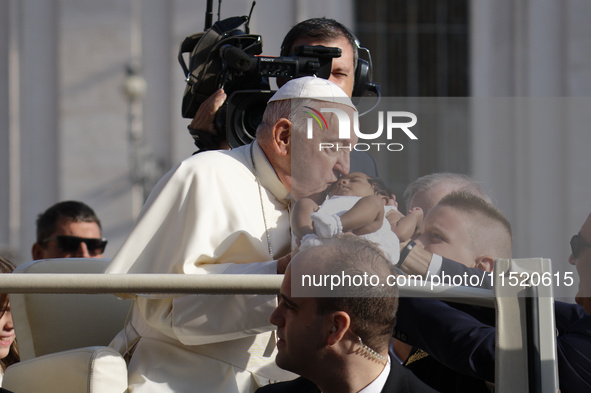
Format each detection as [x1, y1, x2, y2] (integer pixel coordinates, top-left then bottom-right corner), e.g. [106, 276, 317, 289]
[179, 8, 341, 150]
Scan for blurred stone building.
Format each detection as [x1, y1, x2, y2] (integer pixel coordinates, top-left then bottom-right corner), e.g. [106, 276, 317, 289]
[1, 0, 589, 299]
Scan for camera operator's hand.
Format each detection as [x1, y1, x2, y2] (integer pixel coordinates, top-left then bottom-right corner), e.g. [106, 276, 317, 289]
[189, 88, 229, 150]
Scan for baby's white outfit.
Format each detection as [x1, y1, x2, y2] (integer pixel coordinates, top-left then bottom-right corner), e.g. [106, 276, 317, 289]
[300, 195, 400, 265]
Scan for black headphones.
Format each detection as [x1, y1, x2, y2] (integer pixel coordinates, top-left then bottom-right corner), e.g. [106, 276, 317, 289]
[343, 24, 376, 97]
[339, 27, 380, 108]
[352, 44, 376, 98]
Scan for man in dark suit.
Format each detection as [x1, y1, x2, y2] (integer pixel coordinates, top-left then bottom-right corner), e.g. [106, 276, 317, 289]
[392, 191, 511, 392]
[256, 235, 437, 393]
[395, 191, 512, 289]
[395, 293, 591, 393]
[395, 199, 591, 392]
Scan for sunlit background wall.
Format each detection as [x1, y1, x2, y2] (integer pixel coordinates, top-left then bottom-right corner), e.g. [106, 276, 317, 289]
[1, 0, 590, 300]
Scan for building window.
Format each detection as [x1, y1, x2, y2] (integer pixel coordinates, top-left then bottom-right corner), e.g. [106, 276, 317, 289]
[355, 0, 471, 199]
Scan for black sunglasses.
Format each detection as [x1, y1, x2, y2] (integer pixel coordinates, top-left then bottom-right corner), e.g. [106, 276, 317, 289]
[42, 235, 108, 256]
[570, 234, 591, 258]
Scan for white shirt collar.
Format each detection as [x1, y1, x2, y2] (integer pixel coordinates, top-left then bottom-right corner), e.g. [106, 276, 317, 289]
[251, 142, 290, 205]
[358, 358, 391, 393]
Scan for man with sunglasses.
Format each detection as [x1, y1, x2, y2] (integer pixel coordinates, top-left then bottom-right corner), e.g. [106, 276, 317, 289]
[31, 200, 107, 260]
[569, 218, 591, 313]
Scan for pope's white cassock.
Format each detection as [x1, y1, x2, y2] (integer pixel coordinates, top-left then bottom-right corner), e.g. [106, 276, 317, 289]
[106, 141, 297, 393]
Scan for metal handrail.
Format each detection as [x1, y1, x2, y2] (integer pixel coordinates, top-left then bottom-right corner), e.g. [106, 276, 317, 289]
[0, 273, 495, 307]
[0, 274, 283, 294]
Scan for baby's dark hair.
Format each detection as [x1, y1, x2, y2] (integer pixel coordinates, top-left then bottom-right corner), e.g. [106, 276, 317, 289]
[367, 176, 392, 198]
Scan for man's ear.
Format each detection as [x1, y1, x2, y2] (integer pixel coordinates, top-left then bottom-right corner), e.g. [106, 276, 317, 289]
[271, 118, 291, 157]
[32, 243, 44, 260]
[475, 256, 494, 272]
[326, 311, 351, 346]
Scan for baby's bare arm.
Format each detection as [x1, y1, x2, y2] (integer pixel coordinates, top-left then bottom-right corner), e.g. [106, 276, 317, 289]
[340, 195, 385, 235]
[392, 207, 423, 240]
[292, 198, 320, 239]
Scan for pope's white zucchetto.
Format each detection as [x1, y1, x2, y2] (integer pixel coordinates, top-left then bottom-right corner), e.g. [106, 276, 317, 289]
[268, 76, 357, 111]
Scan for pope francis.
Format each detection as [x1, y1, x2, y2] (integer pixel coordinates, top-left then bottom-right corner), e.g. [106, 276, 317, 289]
[106, 76, 358, 393]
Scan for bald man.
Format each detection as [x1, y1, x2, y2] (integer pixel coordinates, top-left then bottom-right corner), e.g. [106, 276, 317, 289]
[257, 236, 437, 393]
[403, 172, 491, 214]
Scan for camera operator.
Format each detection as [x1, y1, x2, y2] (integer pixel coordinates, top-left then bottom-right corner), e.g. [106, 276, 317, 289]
[188, 17, 379, 177]
[279, 18, 357, 98]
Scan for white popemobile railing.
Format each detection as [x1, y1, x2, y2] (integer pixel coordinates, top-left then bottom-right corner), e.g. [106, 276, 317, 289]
[0, 258, 559, 393]
[0, 273, 493, 300]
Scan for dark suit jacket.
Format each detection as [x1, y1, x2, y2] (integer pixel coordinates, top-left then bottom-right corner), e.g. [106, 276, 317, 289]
[255, 357, 438, 393]
[403, 347, 490, 393]
[395, 296, 591, 393]
[390, 257, 495, 392]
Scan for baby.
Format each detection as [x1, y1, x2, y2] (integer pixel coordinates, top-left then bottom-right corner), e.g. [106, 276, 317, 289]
[292, 172, 423, 265]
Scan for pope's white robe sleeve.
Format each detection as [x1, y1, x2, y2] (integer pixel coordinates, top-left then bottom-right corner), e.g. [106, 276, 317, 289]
[136, 261, 280, 345]
[106, 145, 291, 345]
